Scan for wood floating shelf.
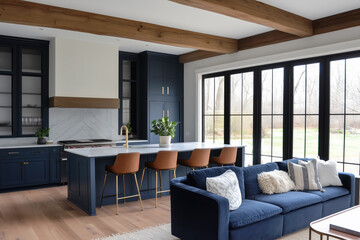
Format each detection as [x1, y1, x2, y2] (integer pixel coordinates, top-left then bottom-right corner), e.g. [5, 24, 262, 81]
[49, 97, 120, 109]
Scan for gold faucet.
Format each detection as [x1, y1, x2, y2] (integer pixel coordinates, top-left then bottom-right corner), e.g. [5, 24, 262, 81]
[120, 125, 129, 149]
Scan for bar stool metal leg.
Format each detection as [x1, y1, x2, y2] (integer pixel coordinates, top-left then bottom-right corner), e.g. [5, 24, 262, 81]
[122, 174, 126, 204]
[140, 167, 147, 190]
[100, 171, 108, 207]
[133, 173, 144, 211]
[173, 169, 176, 178]
[116, 175, 119, 215]
[155, 170, 158, 208]
[159, 170, 162, 197]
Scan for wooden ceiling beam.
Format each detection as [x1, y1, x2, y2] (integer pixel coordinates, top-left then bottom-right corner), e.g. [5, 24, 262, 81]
[0, 0, 238, 53]
[180, 8, 360, 63]
[170, 0, 313, 37]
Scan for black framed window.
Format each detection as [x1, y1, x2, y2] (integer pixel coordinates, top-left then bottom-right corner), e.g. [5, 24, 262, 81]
[329, 56, 360, 175]
[203, 76, 225, 143]
[230, 71, 254, 166]
[202, 50, 360, 171]
[260, 67, 284, 164]
[292, 62, 320, 158]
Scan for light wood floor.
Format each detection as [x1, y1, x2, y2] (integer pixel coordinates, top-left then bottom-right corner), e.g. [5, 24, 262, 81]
[0, 185, 171, 240]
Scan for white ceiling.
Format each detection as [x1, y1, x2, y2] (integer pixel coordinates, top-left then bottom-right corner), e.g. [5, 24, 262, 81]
[0, 0, 358, 55]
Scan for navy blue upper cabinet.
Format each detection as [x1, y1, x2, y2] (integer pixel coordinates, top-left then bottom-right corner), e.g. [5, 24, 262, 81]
[146, 52, 183, 102]
[140, 51, 184, 144]
[0, 35, 49, 138]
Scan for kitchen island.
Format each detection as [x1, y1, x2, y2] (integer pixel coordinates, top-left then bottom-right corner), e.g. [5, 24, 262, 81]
[65, 142, 245, 215]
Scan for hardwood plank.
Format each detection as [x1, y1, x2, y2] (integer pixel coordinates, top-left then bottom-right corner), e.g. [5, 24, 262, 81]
[0, 0, 237, 53]
[180, 9, 360, 63]
[0, 186, 171, 240]
[49, 96, 120, 109]
[170, 0, 313, 37]
[313, 8, 360, 35]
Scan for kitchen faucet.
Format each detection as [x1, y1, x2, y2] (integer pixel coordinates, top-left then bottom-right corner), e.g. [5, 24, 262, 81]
[120, 125, 129, 149]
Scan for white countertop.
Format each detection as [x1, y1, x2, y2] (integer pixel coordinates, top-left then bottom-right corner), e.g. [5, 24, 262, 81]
[0, 143, 62, 149]
[65, 142, 245, 158]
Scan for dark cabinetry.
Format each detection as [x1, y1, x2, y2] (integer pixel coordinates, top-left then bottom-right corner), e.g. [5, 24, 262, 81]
[0, 146, 61, 189]
[0, 35, 49, 138]
[140, 52, 184, 144]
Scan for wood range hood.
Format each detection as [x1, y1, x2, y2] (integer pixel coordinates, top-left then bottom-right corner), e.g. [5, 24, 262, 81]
[49, 96, 120, 109]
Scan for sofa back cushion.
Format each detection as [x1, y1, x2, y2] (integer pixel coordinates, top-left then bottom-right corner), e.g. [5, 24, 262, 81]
[276, 158, 313, 172]
[243, 162, 279, 198]
[187, 166, 245, 199]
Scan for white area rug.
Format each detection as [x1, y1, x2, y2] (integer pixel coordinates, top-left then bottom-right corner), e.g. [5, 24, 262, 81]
[96, 224, 333, 240]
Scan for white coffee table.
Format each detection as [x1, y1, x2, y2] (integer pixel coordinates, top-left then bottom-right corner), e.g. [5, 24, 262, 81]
[309, 205, 360, 240]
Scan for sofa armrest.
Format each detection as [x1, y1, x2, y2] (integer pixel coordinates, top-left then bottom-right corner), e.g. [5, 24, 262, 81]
[338, 172, 355, 206]
[171, 177, 230, 240]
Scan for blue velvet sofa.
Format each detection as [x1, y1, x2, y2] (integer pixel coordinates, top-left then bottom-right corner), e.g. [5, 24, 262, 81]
[170, 159, 355, 240]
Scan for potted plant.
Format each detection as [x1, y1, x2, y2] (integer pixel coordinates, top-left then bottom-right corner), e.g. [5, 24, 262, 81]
[151, 117, 178, 147]
[35, 127, 50, 144]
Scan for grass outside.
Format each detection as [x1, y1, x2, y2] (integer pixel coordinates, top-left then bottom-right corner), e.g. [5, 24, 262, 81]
[206, 127, 360, 175]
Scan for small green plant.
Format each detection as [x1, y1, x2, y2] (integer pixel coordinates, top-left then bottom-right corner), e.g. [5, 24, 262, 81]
[126, 122, 132, 135]
[35, 127, 50, 138]
[151, 117, 178, 138]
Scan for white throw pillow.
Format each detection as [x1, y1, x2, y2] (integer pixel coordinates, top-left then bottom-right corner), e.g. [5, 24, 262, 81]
[288, 159, 324, 191]
[299, 158, 342, 187]
[206, 170, 242, 210]
[258, 170, 295, 194]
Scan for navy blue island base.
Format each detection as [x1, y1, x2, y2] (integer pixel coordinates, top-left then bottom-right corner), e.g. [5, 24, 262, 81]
[65, 142, 245, 215]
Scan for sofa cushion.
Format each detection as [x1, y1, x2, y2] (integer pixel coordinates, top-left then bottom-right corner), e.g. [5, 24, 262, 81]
[306, 186, 349, 202]
[276, 158, 313, 172]
[229, 199, 282, 229]
[187, 166, 245, 199]
[243, 163, 279, 198]
[250, 191, 323, 213]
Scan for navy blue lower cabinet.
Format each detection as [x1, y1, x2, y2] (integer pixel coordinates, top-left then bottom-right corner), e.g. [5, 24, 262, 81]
[0, 159, 23, 187]
[49, 147, 61, 183]
[0, 146, 61, 190]
[23, 158, 48, 185]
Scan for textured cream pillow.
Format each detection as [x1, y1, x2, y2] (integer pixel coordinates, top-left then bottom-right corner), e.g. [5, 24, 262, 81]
[257, 170, 295, 194]
[206, 170, 242, 210]
[299, 158, 342, 187]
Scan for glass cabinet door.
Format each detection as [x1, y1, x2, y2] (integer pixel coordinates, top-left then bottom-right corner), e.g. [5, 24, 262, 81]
[0, 75, 12, 136]
[0, 47, 12, 136]
[21, 48, 42, 135]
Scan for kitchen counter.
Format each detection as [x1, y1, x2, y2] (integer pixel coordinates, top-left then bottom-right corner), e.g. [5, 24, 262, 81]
[65, 142, 240, 158]
[66, 142, 245, 216]
[114, 139, 148, 145]
[0, 142, 62, 149]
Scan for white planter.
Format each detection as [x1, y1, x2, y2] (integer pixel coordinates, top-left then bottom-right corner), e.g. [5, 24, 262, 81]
[159, 136, 171, 148]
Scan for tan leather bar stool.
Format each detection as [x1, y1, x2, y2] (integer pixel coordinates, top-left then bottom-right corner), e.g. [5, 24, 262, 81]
[100, 152, 143, 215]
[178, 148, 211, 170]
[210, 147, 238, 167]
[140, 151, 178, 208]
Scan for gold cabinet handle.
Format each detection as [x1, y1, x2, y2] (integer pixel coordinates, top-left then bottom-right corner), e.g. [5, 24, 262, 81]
[8, 152, 19, 155]
[23, 162, 29, 165]
[167, 110, 169, 118]
[162, 86, 164, 95]
[162, 110, 165, 118]
[167, 86, 169, 95]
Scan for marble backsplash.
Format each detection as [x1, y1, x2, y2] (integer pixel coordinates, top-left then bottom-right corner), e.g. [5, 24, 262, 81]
[49, 108, 121, 141]
[0, 108, 123, 145]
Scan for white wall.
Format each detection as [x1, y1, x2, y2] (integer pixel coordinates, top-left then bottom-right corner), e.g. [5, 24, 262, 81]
[183, 26, 360, 142]
[49, 37, 118, 98]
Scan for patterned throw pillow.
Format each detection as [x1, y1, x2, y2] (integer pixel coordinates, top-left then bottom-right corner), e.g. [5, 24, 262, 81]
[287, 159, 324, 192]
[206, 170, 242, 210]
